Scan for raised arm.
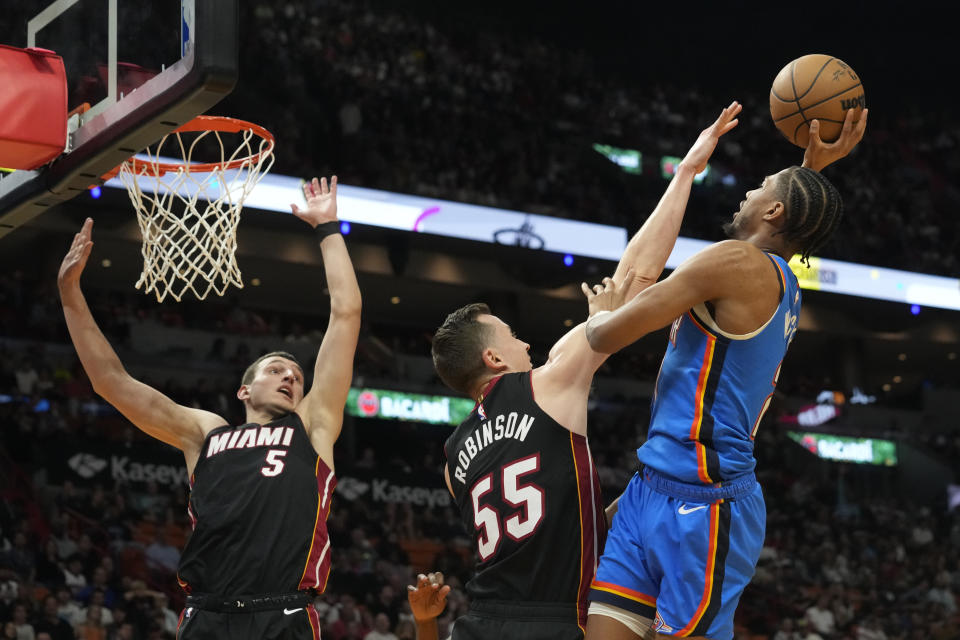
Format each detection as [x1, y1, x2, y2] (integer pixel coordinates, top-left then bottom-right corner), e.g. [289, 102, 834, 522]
[612, 101, 742, 298]
[531, 104, 743, 432]
[588, 108, 867, 354]
[57, 219, 223, 473]
[292, 177, 362, 467]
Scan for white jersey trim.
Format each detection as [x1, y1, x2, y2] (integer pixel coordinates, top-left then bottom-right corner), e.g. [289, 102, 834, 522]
[690, 302, 778, 341]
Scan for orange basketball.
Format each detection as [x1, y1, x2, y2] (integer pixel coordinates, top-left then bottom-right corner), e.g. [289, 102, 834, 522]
[769, 54, 865, 147]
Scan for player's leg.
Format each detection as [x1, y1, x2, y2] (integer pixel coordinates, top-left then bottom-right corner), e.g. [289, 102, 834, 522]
[586, 602, 655, 640]
[270, 607, 321, 640]
[175, 607, 212, 639]
[586, 473, 658, 640]
[648, 484, 766, 640]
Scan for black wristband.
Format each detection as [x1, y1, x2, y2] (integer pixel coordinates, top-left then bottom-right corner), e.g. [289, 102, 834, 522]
[315, 221, 341, 242]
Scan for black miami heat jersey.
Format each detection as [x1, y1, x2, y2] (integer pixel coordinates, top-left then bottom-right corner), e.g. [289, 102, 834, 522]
[177, 412, 337, 596]
[444, 371, 606, 628]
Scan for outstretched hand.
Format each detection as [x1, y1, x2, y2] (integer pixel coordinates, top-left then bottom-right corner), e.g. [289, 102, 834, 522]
[407, 572, 451, 622]
[581, 268, 634, 317]
[680, 101, 742, 175]
[803, 108, 868, 172]
[58, 218, 94, 290]
[291, 176, 338, 228]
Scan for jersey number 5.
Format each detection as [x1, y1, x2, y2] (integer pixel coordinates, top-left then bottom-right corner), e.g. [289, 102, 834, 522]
[470, 454, 545, 561]
[261, 450, 287, 477]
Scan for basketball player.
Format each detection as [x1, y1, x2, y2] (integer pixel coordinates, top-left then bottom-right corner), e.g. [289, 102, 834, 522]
[430, 103, 748, 640]
[581, 111, 868, 640]
[57, 176, 361, 640]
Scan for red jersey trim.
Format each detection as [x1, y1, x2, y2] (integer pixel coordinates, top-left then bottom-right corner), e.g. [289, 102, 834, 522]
[570, 433, 599, 631]
[297, 457, 336, 591]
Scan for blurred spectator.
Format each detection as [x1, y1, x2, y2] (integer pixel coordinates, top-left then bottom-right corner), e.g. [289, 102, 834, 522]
[856, 615, 888, 640]
[804, 595, 835, 637]
[79, 593, 113, 629]
[48, 523, 78, 563]
[363, 613, 397, 640]
[77, 570, 116, 610]
[143, 533, 178, 575]
[927, 571, 957, 615]
[62, 557, 87, 596]
[911, 516, 935, 547]
[73, 537, 100, 579]
[772, 617, 803, 640]
[9, 603, 33, 640]
[368, 585, 400, 628]
[104, 621, 133, 640]
[1, 533, 34, 583]
[34, 542, 65, 589]
[0, 573, 20, 612]
[73, 606, 106, 640]
[102, 609, 129, 640]
[15, 359, 39, 395]
[154, 595, 177, 637]
[328, 595, 369, 640]
[55, 588, 83, 628]
[31, 595, 74, 640]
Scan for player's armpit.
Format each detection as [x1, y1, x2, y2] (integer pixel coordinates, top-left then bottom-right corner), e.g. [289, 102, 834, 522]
[585, 240, 757, 354]
[531, 323, 606, 436]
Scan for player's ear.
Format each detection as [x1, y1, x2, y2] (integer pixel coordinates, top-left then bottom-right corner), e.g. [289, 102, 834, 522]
[237, 385, 250, 401]
[480, 347, 505, 372]
[763, 201, 786, 226]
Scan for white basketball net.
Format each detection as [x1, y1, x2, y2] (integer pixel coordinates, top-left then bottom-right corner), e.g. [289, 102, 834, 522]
[118, 124, 274, 302]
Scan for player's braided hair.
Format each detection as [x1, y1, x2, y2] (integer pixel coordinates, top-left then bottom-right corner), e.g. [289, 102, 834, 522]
[432, 303, 492, 396]
[775, 166, 844, 266]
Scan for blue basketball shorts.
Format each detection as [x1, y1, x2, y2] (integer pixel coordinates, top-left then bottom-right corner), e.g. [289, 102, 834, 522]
[589, 469, 765, 640]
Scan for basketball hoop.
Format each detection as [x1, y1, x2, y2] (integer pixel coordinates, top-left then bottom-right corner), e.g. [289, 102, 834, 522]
[109, 115, 275, 303]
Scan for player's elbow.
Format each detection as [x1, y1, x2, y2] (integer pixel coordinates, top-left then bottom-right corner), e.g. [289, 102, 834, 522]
[88, 368, 130, 401]
[585, 320, 614, 354]
[330, 297, 362, 319]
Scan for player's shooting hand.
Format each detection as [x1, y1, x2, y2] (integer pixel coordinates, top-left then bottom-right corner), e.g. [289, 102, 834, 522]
[58, 218, 94, 290]
[802, 108, 868, 172]
[581, 269, 633, 317]
[679, 101, 742, 175]
[407, 572, 451, 622]
[291, 176, 338, 228]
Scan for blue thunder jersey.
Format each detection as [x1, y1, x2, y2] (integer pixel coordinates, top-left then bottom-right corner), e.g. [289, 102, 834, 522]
[639, 253, 800, 484]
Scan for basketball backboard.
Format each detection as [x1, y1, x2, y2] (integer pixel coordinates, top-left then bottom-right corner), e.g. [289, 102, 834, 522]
[0, 0, 238, 240]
